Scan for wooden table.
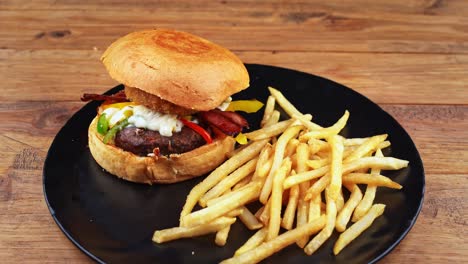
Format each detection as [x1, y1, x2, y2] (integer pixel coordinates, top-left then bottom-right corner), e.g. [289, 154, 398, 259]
[1, 1, 467, 263]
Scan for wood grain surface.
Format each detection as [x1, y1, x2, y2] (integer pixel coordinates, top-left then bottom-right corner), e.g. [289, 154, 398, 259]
[0, 0, 466, 263]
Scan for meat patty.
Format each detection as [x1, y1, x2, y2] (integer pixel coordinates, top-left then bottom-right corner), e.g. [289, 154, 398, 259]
[115, 126, 205, 156]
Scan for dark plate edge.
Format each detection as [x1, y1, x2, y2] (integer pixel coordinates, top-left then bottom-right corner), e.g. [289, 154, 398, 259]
[42, 64, 426, 264]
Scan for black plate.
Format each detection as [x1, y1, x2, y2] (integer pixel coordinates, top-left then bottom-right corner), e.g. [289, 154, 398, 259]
[43, 64, 424, 264]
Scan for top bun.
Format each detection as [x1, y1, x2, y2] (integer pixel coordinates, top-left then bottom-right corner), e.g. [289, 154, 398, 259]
[101, 29, 250, 111]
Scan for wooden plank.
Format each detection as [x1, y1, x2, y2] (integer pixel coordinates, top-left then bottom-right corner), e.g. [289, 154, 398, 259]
[1, 49, 467, 104]
[0, 6, 467, 53]
[2, 0, 468, 16]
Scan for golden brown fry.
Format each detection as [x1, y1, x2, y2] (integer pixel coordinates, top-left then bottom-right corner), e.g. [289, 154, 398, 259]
[215, 220, 235, 246]
[353, 149, 383, 222]
[281, 178, 299, 230]
[232, 174, 253, 191]
[342, 173, 402, 189]
[306, 158, 329, 169]
[292, 113, 322, 131]
[244, 119, 294, 141]
[153, 217, 236, 243]
[234, 227, 268, 256]
[200, 158, 258, 206]
[308, 192, 321, 222]
[260, 126, 303, 204]
[304, 174, 330, 201]
[180, 139, 268, 222]
[342, 157, 409, 174]
[299, 111, 349, 141]
[267, 158, 292, 241]
[333, 204, 386, 255]
[304, 198, 337, 255]
[182, 182, 261, 227]
[307, 138, 329, 153]
[252, 144, 273, 181]
[259, 198, 272, 225]
[225, 207, 244, 217]
[221, 215, 326, 264]
[268, 86, 304, 118]
[336, 188, 345, 212]
[283, 166, 329, 190]
[336, 184, 363, 232]
[327, 135, 344, 201]
[284, 139, 300, 158]
[263, 110, 281, 128]
[254, 205, 265, 219]
[344, 134, 387, 163]
[261, 95, 276, 127]
[239, 206, 263, 230]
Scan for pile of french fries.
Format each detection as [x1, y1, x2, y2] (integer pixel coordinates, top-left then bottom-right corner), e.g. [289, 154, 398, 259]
[153, 87, 409, 264]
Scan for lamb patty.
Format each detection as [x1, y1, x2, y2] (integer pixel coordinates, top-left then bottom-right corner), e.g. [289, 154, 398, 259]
[115, 126, 205, 156]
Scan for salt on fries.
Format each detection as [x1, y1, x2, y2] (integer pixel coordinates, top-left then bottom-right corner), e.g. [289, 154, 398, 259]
[153, 86, 409, 263]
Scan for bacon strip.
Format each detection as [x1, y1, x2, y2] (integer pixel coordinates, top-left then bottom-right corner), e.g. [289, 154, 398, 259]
[81, 90, 128, 103]
[198, 110, 248, 136]
[212, 109, 249, 128]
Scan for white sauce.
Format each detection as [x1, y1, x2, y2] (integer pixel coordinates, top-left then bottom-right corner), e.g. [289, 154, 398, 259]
[128, 105, 182, 137]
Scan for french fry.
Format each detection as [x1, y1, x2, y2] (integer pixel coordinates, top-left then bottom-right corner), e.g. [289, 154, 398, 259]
[268, 86, 304, 118]
[153, 217, 236, 243]
[299, 111, 349, 141]
[225, 207, 244, 217]
[336, 184, 363, 232]
[284, 138, 300, 158]
[239, 206, 263, 230]
[258, 201, 271, 225]
[308, 192, 321, 222]
[254, 205, 265, 219]
[336, 188, 345, 212]
[180, 139, 268, 222]
[304, 198, 337, 255]
[292, 113, 322, 131]
[343, 156, 408, 173]
[200, 158, 258, 206]
[252, 144, 273, 181]
[307, 138, 329, 153]
[333, 204, 386, 255]
[182, 182, 261, 227]
[215, 222, 234, 246]
[244, 119, 294, 141]
[294, 143, 311, 247]
[327, 135, 344, 200]
[342, 173, 402, 189]
[206, 181, 256, 207]
[232, 174, 253, 190]
[304, 174, 330, 201]
[261, 95, 276, 127]
[267, 158, 292, 241]
[281, 176, 299, 230]
[306, 158, 328, 169]
[263, 110, 281, 128]
[260, 126, 303, 204]
[221, 215, 326, 264]
[283, 166, 329, 190]
[234, 227, 268, 256]
[353, 149, 383, 222]
[344, 134, 387, 163]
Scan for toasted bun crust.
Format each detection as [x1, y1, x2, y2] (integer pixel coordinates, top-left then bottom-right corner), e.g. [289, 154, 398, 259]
[101, 29, 250, 111]
[88, 117, 236, 184]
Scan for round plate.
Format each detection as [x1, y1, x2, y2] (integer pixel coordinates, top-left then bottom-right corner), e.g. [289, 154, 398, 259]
[43, 64, 424, 264]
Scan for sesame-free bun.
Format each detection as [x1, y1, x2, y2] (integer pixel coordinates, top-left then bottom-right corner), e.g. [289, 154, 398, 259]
[101, 29, 250, 111]
[88, 117, 236, 184]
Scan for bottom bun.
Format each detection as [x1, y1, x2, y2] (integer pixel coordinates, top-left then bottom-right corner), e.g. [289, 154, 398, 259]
[88, 117, 236, 184]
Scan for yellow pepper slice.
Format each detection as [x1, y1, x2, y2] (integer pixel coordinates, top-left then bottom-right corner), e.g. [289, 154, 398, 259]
[235, 132, 248, 145]
[226, 100, 264, 113]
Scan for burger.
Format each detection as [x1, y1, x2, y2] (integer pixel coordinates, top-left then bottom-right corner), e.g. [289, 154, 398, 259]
[82, 29, 257, 184]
